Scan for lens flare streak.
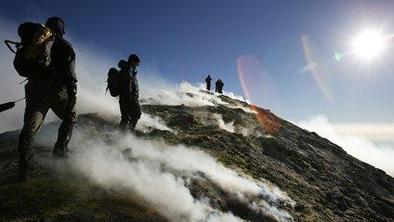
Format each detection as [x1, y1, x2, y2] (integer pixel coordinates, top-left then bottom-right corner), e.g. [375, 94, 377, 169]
[301, 35, 334, 103]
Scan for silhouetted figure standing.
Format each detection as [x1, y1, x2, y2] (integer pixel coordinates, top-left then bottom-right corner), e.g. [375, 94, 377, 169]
[215, 79, 224, 94]
[205, 75, 212, 91]
[119, 54, 141, 131]
[16, 17, 77, 181]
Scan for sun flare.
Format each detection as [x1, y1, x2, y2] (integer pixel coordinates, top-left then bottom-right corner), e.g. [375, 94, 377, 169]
[351, 29, 387, 61]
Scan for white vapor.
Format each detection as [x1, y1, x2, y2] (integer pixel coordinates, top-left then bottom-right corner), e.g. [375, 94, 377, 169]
[0, 15, 121, 132]
[64, 129, 294, 222]
[0, 15, 190, 133]
[297, 115, 394, 176]
[136, 113, 173, 133]
[213, 113, 235, 133]
[141, 81, 226, 107]
[0, 14, 247, 133]
[198, 112, 262, 137]
[1, 15, 295, 221]
[0, 16, 30, 132]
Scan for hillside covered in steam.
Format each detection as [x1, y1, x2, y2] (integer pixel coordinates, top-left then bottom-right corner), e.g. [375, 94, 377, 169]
[0, 83, 393, 222]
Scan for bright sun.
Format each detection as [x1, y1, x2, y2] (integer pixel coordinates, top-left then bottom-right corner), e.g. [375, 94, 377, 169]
[352, 29, 387, 61]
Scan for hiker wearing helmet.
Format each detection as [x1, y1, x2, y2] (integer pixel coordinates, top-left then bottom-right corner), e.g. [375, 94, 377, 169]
[118, 54, 141, 131]
[17, 17, 77, 181]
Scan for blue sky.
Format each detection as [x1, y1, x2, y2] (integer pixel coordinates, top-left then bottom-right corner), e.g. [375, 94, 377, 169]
[1, 0, 394, 123]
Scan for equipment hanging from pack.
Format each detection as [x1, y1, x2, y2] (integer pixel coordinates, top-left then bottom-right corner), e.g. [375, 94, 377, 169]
[106, 67, 121, 97]
[0, 97, 25, 113]
[4, 22, 53, 78]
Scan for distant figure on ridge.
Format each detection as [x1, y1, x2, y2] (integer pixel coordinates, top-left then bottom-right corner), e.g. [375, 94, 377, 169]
[215, 79, 224, 94]
[205, 74, 212, 91]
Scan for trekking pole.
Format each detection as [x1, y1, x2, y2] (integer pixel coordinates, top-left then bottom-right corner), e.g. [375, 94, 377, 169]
[19, 79, 28, 84]
[4, 40, 21, 54]
[14, 97, 25, 103]
[0, 97, 25, 113]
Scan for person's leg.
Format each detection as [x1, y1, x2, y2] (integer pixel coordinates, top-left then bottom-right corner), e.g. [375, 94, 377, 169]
[18, 99, 48, 181]
[128, 101, 141, 132]
[119, 97, 130, 131]
[51, 99, 76, 156]
[128, 117, 139, 131]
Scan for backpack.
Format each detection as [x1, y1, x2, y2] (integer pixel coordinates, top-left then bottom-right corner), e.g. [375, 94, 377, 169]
[5, 22, 53, 78]
[106, 67, 121, 97]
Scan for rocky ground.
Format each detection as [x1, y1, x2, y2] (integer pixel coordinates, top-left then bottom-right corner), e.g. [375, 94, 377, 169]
[0, 91, 393, 222]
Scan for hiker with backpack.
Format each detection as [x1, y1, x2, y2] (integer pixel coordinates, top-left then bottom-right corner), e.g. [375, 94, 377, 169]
[11, 17, 77, 181]
[107, 54, 141, 131]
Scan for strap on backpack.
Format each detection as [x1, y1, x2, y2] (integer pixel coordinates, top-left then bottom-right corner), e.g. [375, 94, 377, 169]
[4, 40, 21, 54]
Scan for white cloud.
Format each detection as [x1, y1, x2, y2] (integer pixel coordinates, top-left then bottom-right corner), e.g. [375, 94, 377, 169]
[333, 122, 394, 143]
[297, 115, 394, 176]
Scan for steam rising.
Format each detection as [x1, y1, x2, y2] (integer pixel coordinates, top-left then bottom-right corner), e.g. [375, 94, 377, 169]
[0, 16, 28, 132]
[1, 15, 295, 221]
[213, 113, 235, 133]
[142, 82, 226, 107]
[136, 113, 173, 133]
[66, 129, 294, 222]
[0, 13, 249, 134]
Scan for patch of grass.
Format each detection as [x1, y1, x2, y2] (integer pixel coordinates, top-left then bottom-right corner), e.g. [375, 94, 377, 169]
[0, 176, 167, 222]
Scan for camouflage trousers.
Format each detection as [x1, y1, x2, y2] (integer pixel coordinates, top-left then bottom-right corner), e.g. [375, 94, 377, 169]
[18, 94, 76, 164]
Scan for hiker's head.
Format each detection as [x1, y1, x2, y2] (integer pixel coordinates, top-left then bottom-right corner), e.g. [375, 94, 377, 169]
[118, 59, 128, 69]
[45, 17, 65, 37]
[128, 54, 140, 67]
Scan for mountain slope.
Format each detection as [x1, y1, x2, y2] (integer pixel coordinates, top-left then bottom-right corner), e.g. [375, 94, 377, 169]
[0, 88, 393, 222]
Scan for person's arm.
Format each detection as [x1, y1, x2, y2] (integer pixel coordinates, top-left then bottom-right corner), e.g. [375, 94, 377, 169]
[60, 40, 78, 117]
[131, 67, 139, 100]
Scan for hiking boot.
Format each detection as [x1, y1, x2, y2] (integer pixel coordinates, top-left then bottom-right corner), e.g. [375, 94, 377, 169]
[52, 148, 70, 158]
[18, 160, 31, 182]
[18, 166, 28, 182]
[53, 141, 71, 158]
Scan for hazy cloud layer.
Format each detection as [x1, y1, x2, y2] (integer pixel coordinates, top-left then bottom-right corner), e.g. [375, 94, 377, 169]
[333, 122, 394, 143]
[297, 115, 394, 176]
